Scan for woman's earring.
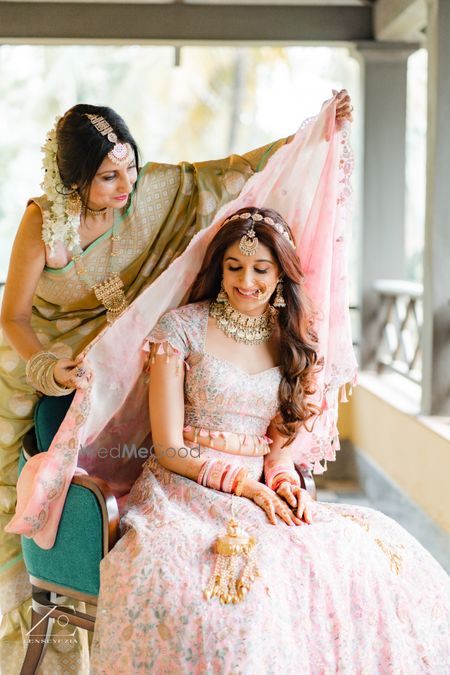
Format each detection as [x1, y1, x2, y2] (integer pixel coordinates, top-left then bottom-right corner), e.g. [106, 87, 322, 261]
[66, 188, 82, 218]
[216, 281, 228, 303]
[273, 280, 286, 308]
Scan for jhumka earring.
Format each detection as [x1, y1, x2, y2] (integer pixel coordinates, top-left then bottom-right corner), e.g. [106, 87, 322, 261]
[66, 188, 82, 218]
[216, 281, 228, 303]
[273, 280, 286, 308]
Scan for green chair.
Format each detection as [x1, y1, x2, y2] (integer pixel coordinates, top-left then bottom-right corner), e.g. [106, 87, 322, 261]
[19, 393, 120, 675]
[19, 395, 316, 674]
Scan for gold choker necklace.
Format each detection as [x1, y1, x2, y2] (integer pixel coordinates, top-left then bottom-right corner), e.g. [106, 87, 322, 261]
[85, 205, 108, 217]
[209, 299, 276, 345]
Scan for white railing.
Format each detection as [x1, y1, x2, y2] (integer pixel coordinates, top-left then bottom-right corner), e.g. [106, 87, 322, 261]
[373, 279, 423, 384]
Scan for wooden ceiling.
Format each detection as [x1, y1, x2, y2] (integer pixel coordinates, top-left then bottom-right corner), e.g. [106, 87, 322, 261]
[0, 0, 425, 44]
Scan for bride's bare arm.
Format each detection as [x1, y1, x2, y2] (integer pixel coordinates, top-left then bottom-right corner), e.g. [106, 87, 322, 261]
[263, 419, 297, 474]
[148, 346, 204, 480]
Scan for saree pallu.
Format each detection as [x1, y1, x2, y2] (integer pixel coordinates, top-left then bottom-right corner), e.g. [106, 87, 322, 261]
[0, 139, 287, 674]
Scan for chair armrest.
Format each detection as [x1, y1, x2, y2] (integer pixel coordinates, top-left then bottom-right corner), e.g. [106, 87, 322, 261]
[22, 428, 121, 554]
[71, 475, 120, 554]
[294, 465, 317, 501]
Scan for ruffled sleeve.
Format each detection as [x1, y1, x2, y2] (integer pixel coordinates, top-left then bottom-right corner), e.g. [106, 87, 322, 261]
[144, 309, 190, 366]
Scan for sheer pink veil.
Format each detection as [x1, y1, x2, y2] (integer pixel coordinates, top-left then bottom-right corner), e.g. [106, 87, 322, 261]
[6, 97, 357, 549]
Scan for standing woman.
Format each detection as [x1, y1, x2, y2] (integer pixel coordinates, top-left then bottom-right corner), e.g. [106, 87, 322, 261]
[0, 94, 352, 672]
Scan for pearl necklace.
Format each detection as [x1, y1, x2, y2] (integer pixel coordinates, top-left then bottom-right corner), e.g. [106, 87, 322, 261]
[209, 299, 276, 345]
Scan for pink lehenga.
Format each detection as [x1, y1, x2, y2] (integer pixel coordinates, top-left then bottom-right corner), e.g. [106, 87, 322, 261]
[89, 301, 450, 674]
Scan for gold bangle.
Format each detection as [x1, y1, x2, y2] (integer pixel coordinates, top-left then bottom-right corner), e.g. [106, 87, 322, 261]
[233, 468, 249, 497]
[26, 350, 75, 396]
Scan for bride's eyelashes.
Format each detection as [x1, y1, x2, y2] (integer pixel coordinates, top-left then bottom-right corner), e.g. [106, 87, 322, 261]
[227, 266, 269, 274]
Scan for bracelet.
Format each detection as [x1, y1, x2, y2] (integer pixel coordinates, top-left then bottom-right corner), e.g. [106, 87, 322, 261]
[197, 459, 211, 486]
[197, 459, 248, 495]
[222, 465, 240, 493]
[208, 461, 230, 491]
[265, 464, 299, 491]
[271, 473, 300, 493]
[26, 350, 75, 397]
[232, 468, 249, 497]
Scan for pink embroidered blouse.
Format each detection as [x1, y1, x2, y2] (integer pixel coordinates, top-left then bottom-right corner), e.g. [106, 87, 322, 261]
[146, 301, 282, 456]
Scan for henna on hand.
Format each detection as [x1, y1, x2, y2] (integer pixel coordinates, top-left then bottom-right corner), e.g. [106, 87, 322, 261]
[253, 486, 303, 527]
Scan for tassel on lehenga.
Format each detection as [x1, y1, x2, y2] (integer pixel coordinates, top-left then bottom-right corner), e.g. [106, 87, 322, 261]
[204, 519, 260, 604]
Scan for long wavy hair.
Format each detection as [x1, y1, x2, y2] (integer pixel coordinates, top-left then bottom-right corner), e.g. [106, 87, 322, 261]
[189, 206, 323, 445]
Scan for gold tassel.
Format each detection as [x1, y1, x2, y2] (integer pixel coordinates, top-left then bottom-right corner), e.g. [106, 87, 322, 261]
[204, 519, 260, 604]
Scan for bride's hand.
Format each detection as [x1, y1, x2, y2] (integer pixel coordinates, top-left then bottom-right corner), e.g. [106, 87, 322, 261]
[276, 482, 313, 524]
[333, 88, 353, 124]
[241, 479, 303, 526]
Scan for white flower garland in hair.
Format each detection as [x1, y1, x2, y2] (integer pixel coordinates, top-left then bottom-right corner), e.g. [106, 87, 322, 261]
[40, 118, 81, 253]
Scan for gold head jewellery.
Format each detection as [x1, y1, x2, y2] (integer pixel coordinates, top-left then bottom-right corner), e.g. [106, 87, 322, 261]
[209, 298, 276, 345]
[85, 114, 131, 165]
[239, 226, 258, 256]
[223, 210, 296, 256]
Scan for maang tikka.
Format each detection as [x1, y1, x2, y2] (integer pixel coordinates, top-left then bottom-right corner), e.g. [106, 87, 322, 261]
[222, 210, 296, 257]
[85, 114, 131, 165]
[239, 227, 258, 256]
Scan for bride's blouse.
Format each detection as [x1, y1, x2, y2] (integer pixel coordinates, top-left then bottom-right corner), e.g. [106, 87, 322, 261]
[146, 301, 282, 456]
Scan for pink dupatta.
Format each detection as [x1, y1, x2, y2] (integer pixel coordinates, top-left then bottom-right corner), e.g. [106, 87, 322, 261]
[6, 98, 358, 549]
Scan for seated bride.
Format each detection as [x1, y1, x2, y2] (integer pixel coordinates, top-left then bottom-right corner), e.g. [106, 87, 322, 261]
[89, 206, 450, 674]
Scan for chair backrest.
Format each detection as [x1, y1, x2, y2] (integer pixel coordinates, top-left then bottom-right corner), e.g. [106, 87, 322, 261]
[34, 392, 75, 452]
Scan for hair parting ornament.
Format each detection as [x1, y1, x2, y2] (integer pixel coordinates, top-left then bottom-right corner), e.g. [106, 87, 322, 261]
[222, 210, 296, 256]
[85, 114, 131, 165]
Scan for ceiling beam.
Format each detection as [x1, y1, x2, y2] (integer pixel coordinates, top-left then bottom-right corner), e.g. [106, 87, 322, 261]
[374, 0, 427, 42]
[0, 2, 374, 44]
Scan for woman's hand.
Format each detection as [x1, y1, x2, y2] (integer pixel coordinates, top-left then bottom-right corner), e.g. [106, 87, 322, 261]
[54, 356, 92, 390]
[241, 478, 304, 526]
[333, 88, 353, 124]
[275, 481, 313, 524]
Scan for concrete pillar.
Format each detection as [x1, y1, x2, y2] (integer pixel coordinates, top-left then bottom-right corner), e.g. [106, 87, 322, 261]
[353, 43, 418, 368]
[422, 0, 450, 415]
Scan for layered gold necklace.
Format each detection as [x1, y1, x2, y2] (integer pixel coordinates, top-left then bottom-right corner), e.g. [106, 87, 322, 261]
[72, 211, 127, 324]
[209, 299, 276, 345]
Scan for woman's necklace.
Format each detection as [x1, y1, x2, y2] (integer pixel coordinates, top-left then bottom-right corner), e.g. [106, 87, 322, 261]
[72, 213, 127, 324]
[209, 298, 276, 346]
[85, 205, 108, 217]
